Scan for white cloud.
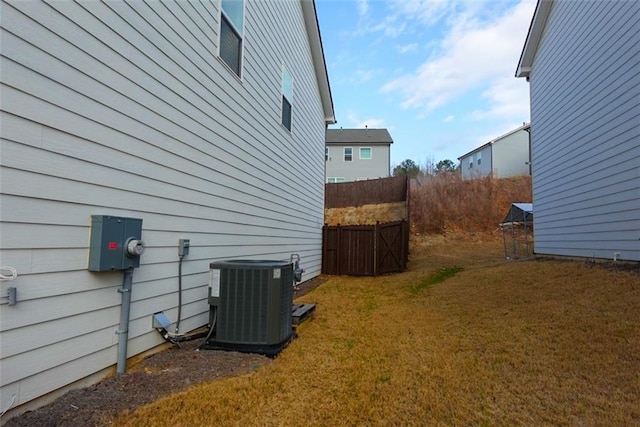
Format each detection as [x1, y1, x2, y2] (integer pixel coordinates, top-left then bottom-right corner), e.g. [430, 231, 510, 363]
[356, 118, 386, 129]
[354, 15, 406, 38]
[346, 111, 386, 129]
[346, 68, 383, 85]
[470, 77, 530, 120]
[389, 0, 454, 26]
[381, 0, 536, 119]
[357, 0, 369, 17]
[397, 43, 419, 54]
[443, 115, 455, 122]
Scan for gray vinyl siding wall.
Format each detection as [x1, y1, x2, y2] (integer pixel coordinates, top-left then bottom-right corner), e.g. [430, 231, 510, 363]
[0, 0, 327, 412]
[460, 145, 492, 180]
[325, 144, 390, 182]
[528, 1, 640, 261]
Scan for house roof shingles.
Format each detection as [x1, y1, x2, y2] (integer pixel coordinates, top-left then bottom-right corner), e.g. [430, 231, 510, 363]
[326, 128, 393, 145]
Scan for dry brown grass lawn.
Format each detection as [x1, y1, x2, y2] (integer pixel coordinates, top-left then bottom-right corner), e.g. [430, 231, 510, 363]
[117, 235, 639, 426]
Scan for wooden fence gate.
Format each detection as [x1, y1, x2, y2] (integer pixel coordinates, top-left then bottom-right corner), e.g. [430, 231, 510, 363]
[322, 220, 408, 276]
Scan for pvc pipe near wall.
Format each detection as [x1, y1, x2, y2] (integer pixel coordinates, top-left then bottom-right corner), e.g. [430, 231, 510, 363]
[116, 268, 134, 374]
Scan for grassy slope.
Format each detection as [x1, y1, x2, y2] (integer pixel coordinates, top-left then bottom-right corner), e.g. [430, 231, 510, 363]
[118, 236, 639, 426]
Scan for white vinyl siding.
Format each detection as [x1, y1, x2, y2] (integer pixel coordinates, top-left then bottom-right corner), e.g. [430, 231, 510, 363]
[325, 144, 391, 182]
[0, 0, 328, 413]
[491, 130, 530, 178]
[459, 125, 529, 180]
[528, 0, 640, 260]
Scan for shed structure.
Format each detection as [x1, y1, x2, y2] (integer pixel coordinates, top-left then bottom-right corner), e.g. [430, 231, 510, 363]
[500, 203, 533, 260]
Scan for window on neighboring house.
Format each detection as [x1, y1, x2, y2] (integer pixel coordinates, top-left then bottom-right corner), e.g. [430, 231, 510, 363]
[359, 147, 372, 159]
[344, 147, 352, 161]
[327, 177, 345, 183]
[220, 0, 244, 76]
[325, 147, 329, 161]
[281, 66, 293, 131]
[469, 156, 474, 169]
[477, 152, 482, 166]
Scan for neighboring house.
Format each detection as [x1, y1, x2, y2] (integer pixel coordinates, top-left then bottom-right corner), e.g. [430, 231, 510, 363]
[0, 0, 334, 417]
[325, 128, 393, 182]
[458, 123, 531, 180]
[516, 0, 639, 261]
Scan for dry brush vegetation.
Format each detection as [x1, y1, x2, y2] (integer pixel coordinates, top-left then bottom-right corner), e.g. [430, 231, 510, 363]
[116, 232, 639, 426]
[411, 173, 532, 234]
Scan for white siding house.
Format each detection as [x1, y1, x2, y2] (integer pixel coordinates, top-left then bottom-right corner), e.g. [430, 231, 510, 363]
[325, 128, 393, 182]
[0, 0, 335, 417]
[458, 123, 531, 180]
[516, 0, 639, 261]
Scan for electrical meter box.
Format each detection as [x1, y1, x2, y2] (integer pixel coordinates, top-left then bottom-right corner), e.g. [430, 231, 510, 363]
[88, 215, 144, 272]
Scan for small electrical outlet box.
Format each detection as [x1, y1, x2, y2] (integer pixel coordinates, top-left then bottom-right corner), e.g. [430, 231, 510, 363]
[178, 239, 190, 257]
[7, 287, 17, 306]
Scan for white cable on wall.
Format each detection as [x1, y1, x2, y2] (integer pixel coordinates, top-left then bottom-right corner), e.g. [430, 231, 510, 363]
[0, 266, 18, 281]
[0, 394, 17, 417]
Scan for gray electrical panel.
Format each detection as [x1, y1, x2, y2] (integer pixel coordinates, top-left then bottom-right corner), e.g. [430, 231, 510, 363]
[88, 215, 144, 272]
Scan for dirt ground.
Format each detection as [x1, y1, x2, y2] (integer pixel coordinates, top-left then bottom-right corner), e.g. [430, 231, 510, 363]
[3, 279, 322, 427]
[324, 202, 406, 225]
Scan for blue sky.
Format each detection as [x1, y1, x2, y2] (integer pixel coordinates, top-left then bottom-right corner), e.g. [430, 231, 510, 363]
[315, 0, 536, 169]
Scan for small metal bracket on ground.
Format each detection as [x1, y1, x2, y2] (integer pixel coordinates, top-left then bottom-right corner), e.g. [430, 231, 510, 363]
[292, 303, 316, 326]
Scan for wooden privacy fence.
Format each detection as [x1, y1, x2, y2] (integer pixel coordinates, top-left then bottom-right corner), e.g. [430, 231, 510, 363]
[322, 220, 409, 276]
[325, 175, 409, 208]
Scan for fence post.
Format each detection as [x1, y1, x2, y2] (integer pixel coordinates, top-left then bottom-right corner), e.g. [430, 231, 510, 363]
[405, 175, 410, 221]
[322, 224, 327, 274]
[372, 223, 377, 276]
[337, 223, 342, 276]
[402, 219, 409, 270]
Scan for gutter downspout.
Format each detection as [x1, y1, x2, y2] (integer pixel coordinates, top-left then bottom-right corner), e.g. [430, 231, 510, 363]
[116, 267, 134, 374]
[525, 125, 532, 175]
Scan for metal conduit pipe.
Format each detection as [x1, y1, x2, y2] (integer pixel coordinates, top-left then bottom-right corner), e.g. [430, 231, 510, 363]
[116, 267, 134, 374]
[175, 255, 184, 335]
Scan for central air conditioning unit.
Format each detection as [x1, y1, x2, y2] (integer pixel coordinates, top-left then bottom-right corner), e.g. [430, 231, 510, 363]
[204, 260, 294, 356]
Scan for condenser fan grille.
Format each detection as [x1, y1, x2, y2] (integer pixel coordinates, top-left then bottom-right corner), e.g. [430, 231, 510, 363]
[218, 268, 270, 343]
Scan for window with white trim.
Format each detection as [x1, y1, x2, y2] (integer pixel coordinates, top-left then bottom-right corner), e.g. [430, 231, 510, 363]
[281, 65, 293, 131]
[220, 0, 244, 76]
[468, 155, 474, 169]
[344, 147, 352, 162]
[327, 177, 345, 183]
[477, 152, 482, 166]
[359, 147, 372, 160]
